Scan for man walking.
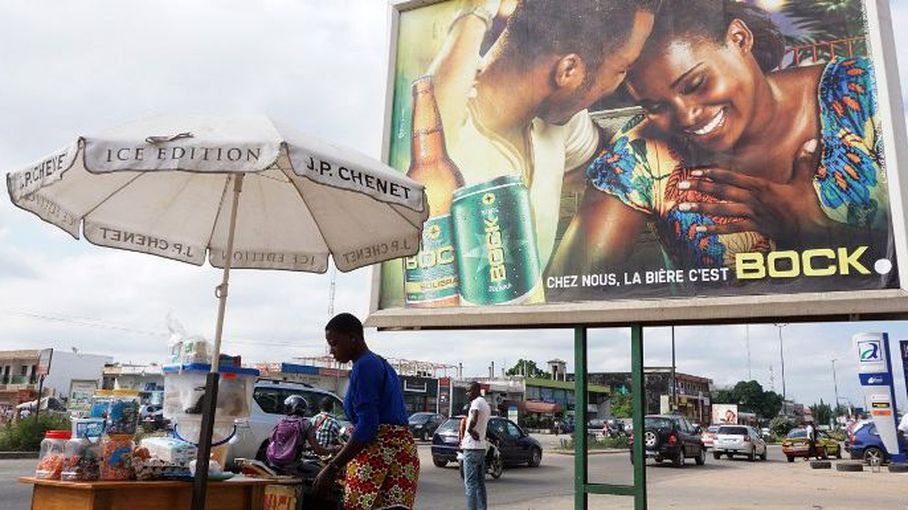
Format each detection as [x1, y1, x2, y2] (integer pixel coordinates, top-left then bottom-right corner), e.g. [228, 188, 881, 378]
[462, 382, 491, 510]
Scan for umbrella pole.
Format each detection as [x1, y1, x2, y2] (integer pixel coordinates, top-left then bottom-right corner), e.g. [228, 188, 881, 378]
[192, 173, 245, 510]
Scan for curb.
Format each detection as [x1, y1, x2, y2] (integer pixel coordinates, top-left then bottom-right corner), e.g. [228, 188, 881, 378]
[550, 449, 628, 456]
[0, 451, 39, 460]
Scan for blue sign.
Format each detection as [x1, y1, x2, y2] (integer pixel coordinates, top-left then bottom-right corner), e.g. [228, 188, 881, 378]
[901, 340, 908, 403]
[859, 372, 893, 386]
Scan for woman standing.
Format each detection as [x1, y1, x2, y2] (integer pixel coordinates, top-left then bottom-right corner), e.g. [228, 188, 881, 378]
[313, 313, 419, 510]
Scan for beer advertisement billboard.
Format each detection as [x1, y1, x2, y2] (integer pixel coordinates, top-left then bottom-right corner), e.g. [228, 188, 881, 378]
[370, 0, 908, 328]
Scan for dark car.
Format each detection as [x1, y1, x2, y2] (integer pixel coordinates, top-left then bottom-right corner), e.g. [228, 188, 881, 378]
[846, 420, 908, 465]
[409, 412, 445, 441]
[630, 415, 706, 467]
[431, 416, 543, 468]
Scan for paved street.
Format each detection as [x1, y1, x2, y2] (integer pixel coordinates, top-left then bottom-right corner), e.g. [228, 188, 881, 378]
[2, 439, 907, 509]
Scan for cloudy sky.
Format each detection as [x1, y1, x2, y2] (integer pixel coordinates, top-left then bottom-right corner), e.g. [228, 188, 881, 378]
[1, 0, 908, 412]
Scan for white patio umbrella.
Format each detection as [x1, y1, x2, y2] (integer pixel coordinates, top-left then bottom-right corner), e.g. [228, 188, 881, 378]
[5, 114, 427, 508]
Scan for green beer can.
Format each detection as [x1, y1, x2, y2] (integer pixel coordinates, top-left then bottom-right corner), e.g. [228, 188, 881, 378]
[451, 175, 544, 306]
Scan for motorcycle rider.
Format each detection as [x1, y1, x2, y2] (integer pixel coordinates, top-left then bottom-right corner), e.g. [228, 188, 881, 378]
[265, 395, 339, 475]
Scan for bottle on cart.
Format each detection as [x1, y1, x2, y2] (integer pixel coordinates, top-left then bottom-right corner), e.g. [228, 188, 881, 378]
[404, 76, 465, 308]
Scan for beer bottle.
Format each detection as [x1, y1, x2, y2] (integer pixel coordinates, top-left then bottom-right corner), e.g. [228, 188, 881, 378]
[404, 76, 464, 307]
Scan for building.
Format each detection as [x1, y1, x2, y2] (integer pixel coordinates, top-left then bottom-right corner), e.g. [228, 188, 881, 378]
[102, 363, 165, 405]
[0, 349, 111, 407]
[583, 368, 714, 424]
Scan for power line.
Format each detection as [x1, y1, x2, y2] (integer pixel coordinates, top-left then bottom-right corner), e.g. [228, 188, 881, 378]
[1, 309, 307, 348]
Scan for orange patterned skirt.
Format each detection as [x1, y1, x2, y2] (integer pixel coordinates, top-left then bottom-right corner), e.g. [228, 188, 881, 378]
[343, 424, 419, 510]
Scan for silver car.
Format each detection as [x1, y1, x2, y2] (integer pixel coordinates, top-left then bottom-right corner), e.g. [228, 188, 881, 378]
[226, 379, 344, 466]
[712, 425, 767, 461]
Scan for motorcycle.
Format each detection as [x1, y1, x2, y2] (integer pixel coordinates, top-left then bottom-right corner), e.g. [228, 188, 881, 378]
[457, 438, 504, 480]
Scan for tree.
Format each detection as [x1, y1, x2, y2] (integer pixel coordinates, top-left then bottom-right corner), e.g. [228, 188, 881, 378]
[506, 359, 549, 379]
[711, 380, 783, 421]
[782, 0, 865, 45]
[810, 399, 834, 427]
[610, 393, 633, 419]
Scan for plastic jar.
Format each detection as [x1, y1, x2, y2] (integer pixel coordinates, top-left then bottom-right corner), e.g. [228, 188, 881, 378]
[105, 390, 140, 435]
[36, 430, 71, 479]
[100, 434, 134, 481]
[61, 437, 101, 482]
[90, 390, 114, 419]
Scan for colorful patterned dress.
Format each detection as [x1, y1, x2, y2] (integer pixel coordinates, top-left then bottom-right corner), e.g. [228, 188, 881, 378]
[587, 56, 888, 272]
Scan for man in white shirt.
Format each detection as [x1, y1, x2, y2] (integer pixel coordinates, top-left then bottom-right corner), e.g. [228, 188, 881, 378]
[461, 381, 491, 510]
[898, 412, 908, 438]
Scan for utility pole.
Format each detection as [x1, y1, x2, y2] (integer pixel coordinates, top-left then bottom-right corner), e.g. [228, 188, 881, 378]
[671, 326, 677, 412]
[774, 324, 789, 402]
[831, 358, 840, 417]
[769, 365, 775, 393]
[745, 324, 752, 380]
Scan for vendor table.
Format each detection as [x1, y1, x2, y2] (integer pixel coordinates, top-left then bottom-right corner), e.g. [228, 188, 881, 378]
[18, 476, 272, 510]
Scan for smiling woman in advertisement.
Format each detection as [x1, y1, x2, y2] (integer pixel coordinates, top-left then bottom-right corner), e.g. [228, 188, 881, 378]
[552, 0, 893, 288]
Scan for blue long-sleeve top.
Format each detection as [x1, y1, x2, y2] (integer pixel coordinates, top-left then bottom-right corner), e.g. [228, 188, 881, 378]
[343, 350, 408, 444]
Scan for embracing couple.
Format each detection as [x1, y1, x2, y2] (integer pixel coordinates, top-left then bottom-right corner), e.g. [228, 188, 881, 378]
[433, 0, 890, 291]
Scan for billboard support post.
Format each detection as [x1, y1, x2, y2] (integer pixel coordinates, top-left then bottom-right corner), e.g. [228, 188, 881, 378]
[631, 325, 647, 510]
[573, 327, 588, 510]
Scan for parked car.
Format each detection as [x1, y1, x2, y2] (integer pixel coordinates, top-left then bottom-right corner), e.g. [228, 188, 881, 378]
[629, 415, 706, 467]
[701, 425, 720, 450]
[782, 428, 842, 462]
[713, 425, 767, 461]
[409, 412, 445, 441]
[846, 420, 908, 465]
[227, 379, 344, 467]
[587, 419, 606, 436]
[431, 416, 543, 468]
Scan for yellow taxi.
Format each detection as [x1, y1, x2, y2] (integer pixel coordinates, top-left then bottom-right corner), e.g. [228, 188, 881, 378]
[782, 428, 842, 462]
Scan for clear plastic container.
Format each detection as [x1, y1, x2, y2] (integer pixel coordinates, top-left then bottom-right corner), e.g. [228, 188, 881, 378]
[105, 390, 140, 435]
[162, 364, 257, 420]
[100, 434, 134, 481]
[89, 390, 114, 419]
[36, 430, 71, 479]
[61, 437, 101, 482]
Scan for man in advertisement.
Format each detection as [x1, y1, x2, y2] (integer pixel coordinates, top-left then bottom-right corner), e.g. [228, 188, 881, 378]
[428, 0, 658, 271]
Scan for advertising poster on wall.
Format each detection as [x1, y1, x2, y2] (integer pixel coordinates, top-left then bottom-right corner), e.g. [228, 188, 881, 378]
[372, 0, 908, 327]
[67, 379, 98, 414]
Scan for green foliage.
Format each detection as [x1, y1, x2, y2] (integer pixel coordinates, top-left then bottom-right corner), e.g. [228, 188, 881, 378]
[506, 359, 550, 379]
[781, 0, 866, 45]
[711, 380, 783, 421]
[0, 414, 72, 451]
[610, 393, 633, 419]
[769, 416, 796, 439]
[559, 435, 629, 451]
[810, 399, 834, 427]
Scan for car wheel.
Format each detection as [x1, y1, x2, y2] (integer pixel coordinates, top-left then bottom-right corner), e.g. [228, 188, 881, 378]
[863, 447, 884, 465]
[433, 457, 447, 468]
[654, 456, 663, 464]
[760, 448, 767, 461]
[420, 431, 428, 442]
[695, 447, 706, 466]
[673, 448, 685, 468]
[713, 452, 721, 460]
[727, 452, 734, 460]
[835, 447, 842, 460]
[748, 448, 755, 462]
[528, 447, 542, 468]
[787, 456, 794, 463]
[490, 455, 504, 479]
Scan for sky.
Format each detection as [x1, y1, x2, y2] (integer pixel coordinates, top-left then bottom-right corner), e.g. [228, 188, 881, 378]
[1, 0, 908, 412]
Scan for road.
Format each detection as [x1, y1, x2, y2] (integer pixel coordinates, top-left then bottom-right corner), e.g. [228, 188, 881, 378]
[1, 439, 906, 509]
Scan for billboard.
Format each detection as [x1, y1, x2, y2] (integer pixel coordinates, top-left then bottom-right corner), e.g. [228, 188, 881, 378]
[369, 0, 908, 329]
[67, 379, 98, 414]
[712, 403, 739, 425]
[36, 348, 53, 377]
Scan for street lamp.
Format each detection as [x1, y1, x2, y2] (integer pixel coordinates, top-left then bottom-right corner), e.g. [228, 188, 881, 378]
[774, 323, 789, 402]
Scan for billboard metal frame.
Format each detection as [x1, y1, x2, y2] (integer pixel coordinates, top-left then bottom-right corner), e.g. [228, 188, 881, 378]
[370, 1, 908, 509]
